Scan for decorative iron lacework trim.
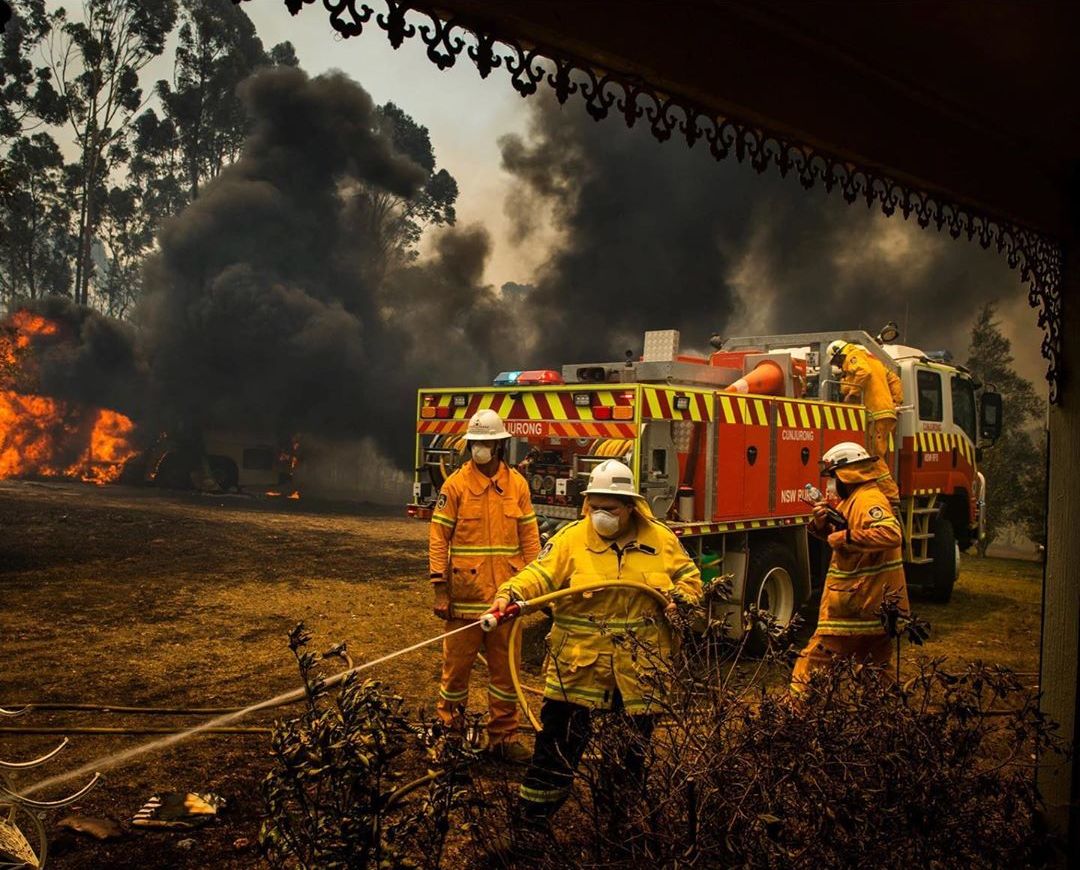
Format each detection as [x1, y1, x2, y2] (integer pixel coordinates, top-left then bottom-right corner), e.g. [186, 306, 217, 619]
[261, 0, 1065, 400]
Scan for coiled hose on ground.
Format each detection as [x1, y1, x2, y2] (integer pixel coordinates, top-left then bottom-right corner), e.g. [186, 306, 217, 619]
[503, 581, 672, 732]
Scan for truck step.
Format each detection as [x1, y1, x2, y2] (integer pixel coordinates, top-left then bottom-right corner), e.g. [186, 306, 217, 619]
[910, 507, 940, 515]
[906, 556, 933, 565]
[908, 532, 934, 541]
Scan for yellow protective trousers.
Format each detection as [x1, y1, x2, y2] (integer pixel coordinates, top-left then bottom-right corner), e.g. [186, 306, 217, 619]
[867, 415, 899, 503]
[437, 617, 519, 745]
[790, 632, 895, 694]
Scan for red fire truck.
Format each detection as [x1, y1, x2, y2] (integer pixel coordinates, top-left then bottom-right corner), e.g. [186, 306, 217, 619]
[409, 328, 1002, 647]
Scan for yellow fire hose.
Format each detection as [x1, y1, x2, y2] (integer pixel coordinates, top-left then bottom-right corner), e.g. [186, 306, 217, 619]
[496, 581, 672, 733]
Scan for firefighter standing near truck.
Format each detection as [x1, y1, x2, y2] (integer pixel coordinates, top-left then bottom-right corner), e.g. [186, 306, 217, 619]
[429, 409, 540, 761]
[828, 340, 903, 510]
[790, 442, 909, 694]
[490, 459, 702, 830]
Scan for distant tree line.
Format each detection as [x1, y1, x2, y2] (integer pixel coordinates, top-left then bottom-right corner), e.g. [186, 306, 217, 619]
[0, 0, 457, 318]
[965, 303, 1047, 556]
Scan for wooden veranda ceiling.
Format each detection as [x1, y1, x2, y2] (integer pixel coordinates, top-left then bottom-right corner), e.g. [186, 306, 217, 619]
[414, 0, 1078, 241]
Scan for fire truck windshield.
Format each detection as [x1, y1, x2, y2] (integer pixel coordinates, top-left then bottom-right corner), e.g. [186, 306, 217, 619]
[951, 377, 978, 442]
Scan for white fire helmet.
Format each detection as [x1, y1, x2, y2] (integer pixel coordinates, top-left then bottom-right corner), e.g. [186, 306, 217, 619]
[583, 459, 640, 498]
[820, 441, 875, 476]
[826, 339, 852, 365]
[466, 408, 512, 441]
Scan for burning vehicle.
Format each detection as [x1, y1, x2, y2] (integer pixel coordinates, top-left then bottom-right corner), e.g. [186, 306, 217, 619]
[0, 310, 138, 486]
[0, 305, 301, 497]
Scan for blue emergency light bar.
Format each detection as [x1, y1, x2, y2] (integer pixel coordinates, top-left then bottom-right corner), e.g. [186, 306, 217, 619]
[493, 371, 523, 386]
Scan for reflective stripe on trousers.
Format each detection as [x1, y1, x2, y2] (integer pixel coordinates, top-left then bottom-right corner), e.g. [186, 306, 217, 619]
[437, 618, 520, 743]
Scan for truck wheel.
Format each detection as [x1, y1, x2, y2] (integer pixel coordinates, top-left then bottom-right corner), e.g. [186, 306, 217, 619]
[744, 542, 804, 656]
[924, 514, 958, 603]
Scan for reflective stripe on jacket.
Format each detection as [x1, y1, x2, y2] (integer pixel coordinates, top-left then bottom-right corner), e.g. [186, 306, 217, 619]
[841, 346, 903, 419]
[498, 507, 702, 713]
[816, 470, 908, 636]
[429, 461, 540, 619]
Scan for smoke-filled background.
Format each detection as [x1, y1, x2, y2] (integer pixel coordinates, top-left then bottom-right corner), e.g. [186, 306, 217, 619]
[499, 96, 1038, 371]
[5, 54, 1041, 481]
[136, 67, 524, 470]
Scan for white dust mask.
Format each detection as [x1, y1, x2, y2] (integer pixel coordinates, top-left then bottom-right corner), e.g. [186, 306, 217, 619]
[590, 509, 621, 537]
[470, 444, 493, 464]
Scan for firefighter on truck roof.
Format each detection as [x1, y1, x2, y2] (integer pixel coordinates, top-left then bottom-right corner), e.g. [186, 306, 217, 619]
[428, 409, 540, 762]
[828, 340, 903, 511]
[490, 459, 702, 838]
[790, 441, 909, 694]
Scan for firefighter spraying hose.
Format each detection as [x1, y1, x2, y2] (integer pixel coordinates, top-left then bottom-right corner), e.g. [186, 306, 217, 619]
[8, 578, 670, 807]
[479, 579, 672, 732]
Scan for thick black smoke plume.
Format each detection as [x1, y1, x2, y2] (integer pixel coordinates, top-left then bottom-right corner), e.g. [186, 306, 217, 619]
[138, 66, 509, 467]
[500, 95, 1032, 371]
[11, 69, 1040, 487]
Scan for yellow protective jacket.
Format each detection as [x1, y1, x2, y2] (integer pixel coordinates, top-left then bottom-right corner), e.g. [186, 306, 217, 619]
[814, 465, 908, 636]
[429, 461, 540, 619]
[497, 504, 702, 713]
[841, 345, 903, 420]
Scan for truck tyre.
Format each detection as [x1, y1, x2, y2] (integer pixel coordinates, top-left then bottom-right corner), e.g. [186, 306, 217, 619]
[924, 514, 958, 603]
[744, 541, 805, 656]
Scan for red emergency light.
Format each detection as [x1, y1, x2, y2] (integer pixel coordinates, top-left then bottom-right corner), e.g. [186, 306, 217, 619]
[515, 370, 564, 385]
[592, 405, 613, 420]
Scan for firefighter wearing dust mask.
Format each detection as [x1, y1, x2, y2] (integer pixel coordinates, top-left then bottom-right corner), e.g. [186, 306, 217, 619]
[490, 459, 702, 826]
[828, 340, 903, 510]
[428, 409, 540, 762]
[790, 441, 909, 694]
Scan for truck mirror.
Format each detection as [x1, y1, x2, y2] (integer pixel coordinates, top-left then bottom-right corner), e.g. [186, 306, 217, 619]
[979, 391, 1003, 444]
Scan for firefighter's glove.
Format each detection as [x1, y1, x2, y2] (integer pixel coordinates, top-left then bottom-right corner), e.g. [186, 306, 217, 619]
[432, 583, 451, 621]
[664, 594, 695, 629]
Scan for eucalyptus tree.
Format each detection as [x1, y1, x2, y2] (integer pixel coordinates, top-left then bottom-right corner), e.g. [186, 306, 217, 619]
[46, 0, 177, 305]
[965, 303, 1047, 555]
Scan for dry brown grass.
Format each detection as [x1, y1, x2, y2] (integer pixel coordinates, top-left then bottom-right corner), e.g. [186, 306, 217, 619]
[0, 481, 1044, 868]
[901, 553, 1042, 677]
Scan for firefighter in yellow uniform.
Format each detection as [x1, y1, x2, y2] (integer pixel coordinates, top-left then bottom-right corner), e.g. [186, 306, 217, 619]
[791, 441, 909, 693]
[490, 459, 702, 826]
[429, 409, 540, 761]
[828, 340, 903, 508]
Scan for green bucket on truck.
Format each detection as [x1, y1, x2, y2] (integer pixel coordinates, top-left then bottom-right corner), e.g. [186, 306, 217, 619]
[698, 550, 721, 586]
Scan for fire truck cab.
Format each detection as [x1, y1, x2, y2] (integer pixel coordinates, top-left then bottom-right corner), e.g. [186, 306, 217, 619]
[409, 328, 1001, 650]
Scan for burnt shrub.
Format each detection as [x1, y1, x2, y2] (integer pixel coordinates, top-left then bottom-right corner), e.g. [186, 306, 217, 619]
[617, 656, 1065, 868]
[461, 601, 1065, 868]
[258, 623, 473, 869]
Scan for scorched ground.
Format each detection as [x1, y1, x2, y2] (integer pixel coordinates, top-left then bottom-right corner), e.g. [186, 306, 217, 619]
[0, 480, 1041, 868]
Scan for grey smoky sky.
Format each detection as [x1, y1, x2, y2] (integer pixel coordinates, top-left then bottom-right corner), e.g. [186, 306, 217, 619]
[498, 94, 1044, 389]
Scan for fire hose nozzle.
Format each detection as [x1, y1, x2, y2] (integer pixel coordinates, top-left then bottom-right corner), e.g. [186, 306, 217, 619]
[480, 603, 522, 632]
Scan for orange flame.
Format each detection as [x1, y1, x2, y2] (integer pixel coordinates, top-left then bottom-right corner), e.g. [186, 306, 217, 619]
[0, 311, 138, 485]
